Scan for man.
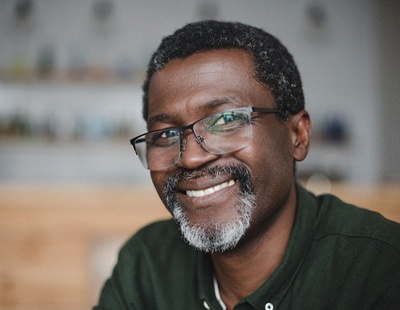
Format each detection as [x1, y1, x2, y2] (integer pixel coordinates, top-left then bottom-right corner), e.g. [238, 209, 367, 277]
[94, 21, 400, 309]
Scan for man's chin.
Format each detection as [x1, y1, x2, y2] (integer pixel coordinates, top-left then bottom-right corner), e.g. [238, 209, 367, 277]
[165, 164, 255, 252]
[174, 209, 249, 253]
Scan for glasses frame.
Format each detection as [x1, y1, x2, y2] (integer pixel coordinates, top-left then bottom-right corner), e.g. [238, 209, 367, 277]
[130, 106, 288, 170]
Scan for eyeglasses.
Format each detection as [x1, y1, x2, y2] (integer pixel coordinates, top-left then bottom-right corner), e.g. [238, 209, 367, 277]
[130, 107, 287, 171]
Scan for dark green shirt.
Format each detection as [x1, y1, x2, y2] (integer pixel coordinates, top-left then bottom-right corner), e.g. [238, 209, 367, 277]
[94, 185, 400, 309]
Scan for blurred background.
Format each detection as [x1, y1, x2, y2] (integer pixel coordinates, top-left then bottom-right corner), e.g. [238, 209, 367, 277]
[0, 0, 399, 309]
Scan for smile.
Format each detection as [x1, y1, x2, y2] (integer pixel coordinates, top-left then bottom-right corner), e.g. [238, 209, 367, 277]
[186, 179, 236, 198]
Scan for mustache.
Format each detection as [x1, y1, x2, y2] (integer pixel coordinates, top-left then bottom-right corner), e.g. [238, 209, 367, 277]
[164, 164, 253, 196]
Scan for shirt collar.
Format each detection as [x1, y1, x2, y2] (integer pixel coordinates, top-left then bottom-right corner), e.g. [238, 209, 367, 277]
[197, 183, 319, 309]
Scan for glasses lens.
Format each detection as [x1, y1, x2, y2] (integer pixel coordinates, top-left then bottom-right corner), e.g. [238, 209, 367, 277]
[134, 129, 181, 170]
[133, 108, 253, 171]
[194, 109, 252, 154]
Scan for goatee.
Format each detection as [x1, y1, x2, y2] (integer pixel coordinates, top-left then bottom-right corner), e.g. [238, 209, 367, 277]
[163, 165, 255, 253]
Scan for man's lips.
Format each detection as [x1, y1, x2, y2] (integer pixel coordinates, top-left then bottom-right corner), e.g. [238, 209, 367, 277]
[185, 179, 236, 198]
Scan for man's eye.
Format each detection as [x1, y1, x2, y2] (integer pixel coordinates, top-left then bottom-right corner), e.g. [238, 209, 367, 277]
[159, 130, 179, 139]
[215, 113, 235, 125]
[151, 129, 180, 146]
[208, 112, 247, 131]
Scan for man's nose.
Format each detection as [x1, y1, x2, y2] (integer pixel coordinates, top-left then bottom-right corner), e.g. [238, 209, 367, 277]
[177, 134, 218, 169]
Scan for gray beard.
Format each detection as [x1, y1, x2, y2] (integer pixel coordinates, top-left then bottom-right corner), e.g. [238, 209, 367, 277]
[164, 165, 255, 253]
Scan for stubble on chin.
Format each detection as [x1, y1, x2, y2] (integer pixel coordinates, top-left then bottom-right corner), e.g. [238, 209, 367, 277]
[163, 165, 255, 253]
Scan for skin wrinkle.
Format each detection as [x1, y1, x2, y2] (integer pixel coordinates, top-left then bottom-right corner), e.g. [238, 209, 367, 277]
[148, 49, 301, 257]
[164, 164, 255, 253]
[146, 46, 309, 308]
[147, 96, 241, 130]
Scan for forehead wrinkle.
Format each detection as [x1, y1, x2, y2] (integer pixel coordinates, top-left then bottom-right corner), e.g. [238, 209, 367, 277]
[204, 96, 241, 110]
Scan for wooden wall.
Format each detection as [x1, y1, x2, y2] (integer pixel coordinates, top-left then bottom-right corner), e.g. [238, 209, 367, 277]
[0, 183, 399, 310]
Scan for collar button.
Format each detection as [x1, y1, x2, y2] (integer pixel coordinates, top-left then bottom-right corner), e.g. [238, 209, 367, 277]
[265, 302, 274, 310]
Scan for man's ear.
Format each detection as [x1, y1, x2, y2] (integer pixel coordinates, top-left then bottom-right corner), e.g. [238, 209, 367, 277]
[290, 110, 312, 162]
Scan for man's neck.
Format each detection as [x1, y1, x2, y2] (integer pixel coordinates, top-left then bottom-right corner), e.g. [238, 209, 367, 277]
[211, 188, 297, 310]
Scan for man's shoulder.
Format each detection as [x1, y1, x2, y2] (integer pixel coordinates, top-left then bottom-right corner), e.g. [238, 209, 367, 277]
[315, 192, 400, 251]
[292, 189, 400, 309]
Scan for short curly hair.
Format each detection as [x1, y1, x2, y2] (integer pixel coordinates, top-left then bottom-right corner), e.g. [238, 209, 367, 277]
[142, 20, 304, 121]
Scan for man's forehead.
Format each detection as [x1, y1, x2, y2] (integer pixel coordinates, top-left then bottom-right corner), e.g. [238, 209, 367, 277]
[153, 48, 254, 76]
[146, 48, 275, 125]
[148, 49, 257, 95]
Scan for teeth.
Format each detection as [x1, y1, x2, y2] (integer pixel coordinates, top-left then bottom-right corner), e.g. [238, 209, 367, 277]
[186, 179, 235, 198]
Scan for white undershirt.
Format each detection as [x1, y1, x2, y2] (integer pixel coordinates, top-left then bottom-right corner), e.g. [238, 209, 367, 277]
[213, 276, 227, 310]
[213, 275, 275, 310]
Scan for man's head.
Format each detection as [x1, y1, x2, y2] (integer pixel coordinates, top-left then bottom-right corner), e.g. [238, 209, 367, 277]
[142, 20, 304, 121]
[138, 21, 311, 253]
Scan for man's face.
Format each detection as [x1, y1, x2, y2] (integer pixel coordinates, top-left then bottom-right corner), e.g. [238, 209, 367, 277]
[146, 49, 299, 252]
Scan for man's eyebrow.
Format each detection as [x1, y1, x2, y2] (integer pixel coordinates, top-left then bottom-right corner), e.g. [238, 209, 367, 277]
[148, 113, 170, 125]
[147, 96, 240, 125]
[205, 96, 240, 109]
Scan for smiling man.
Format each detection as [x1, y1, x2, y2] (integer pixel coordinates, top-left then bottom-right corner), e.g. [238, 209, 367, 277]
[94, 21, 400, 310]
